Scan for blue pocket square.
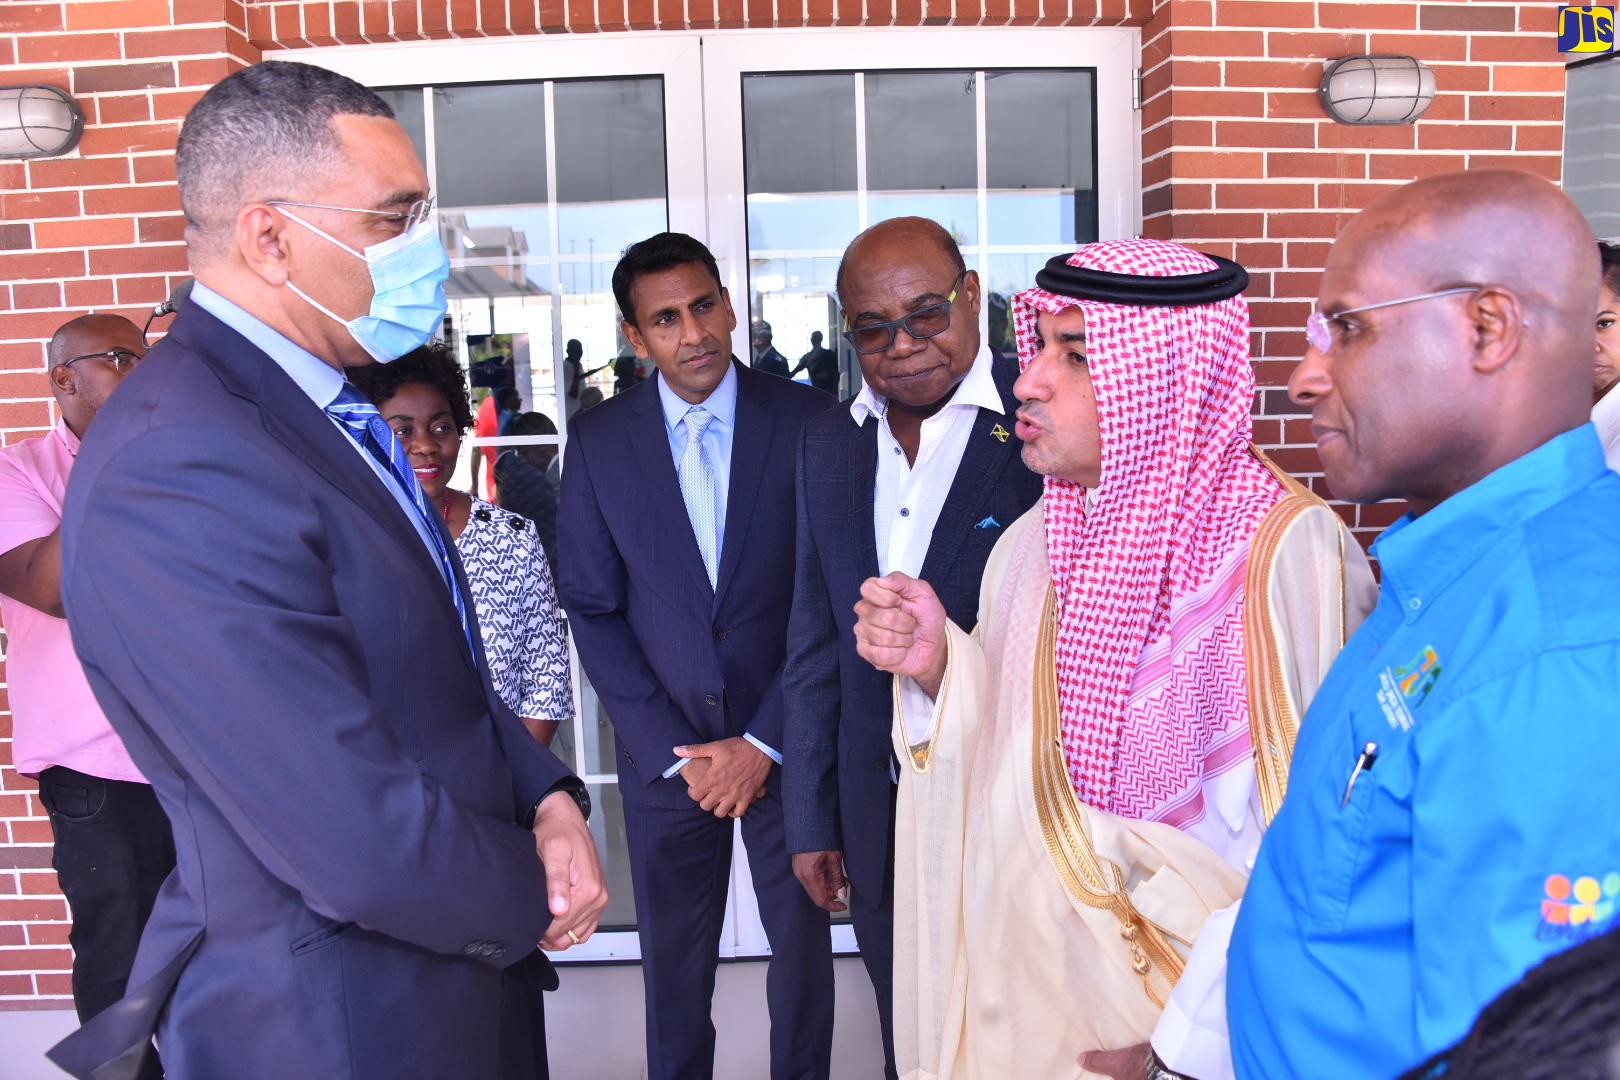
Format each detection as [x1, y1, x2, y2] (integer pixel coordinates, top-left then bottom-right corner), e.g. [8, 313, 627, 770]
[974, 516, 1001, 530]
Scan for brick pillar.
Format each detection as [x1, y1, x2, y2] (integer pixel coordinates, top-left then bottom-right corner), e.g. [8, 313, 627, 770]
[1142, 0, 1566, 547]
[0, 0, 255, 1006]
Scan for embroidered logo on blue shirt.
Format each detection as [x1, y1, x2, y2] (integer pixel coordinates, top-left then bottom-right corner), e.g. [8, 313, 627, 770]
[974, 516, 1001, 530]
[1376, 644, 1441, 731]
[1539, 871, 1620, 942]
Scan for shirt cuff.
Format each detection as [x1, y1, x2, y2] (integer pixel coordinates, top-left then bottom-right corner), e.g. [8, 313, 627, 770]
[898, 677, 942, 747]
[662, 757, 691, 778]
[1150, 901, 1240, 1080]
[742, 733, 783, 765]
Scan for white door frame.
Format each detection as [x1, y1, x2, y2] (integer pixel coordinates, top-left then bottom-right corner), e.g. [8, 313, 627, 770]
[296, 24, 1140, 964]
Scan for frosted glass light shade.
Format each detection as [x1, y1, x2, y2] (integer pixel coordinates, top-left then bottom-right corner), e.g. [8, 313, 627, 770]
[1319, 56, 1437, 126]
[0, 85, 85, 158]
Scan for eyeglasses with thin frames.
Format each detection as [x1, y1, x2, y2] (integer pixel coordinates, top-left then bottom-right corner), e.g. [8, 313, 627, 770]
[63, 348, 142, 373]
[842, 272, 966, 355]
[1305, 286, 1480, 354]
[265, 194, 438, 232]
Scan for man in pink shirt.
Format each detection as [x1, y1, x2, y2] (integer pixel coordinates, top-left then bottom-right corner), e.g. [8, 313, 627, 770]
[0, 313, 171, 1080]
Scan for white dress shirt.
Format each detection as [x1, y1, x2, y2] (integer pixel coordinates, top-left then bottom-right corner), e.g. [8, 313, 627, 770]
[851, 344, 1005, 581]
[855, 346, 1009, 752]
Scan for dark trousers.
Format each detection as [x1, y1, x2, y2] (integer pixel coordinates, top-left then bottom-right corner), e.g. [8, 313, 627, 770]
[849, 887, 897, 1080]
[499, 970, 551, 1080]
[625, 782, 835, 1080]
[38, 766, 175, 1080]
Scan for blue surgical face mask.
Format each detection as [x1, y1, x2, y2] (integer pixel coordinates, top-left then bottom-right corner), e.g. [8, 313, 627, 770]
[280, 209, 451, 363]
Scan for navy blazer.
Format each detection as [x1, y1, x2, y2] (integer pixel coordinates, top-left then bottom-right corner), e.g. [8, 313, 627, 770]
[782, 355, 1044, 904]
[52, 304, 575, 1080]
[558, 361, 833, 808]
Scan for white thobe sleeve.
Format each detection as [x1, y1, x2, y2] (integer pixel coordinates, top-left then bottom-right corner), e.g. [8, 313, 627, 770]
[1150, 901, 1240, 1080]
[896, 678, 941, 746]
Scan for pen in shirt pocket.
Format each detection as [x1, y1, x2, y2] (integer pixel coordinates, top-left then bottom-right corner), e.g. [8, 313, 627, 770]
[1340, 741, 1379, 808]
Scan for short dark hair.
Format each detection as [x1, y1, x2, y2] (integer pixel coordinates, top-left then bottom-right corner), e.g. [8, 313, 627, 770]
[612, 232, 724, 327]
[346, 343, 475, 433]
[506, 411, 557, 438]
[1395, 924, 1620, 1080]
[47, 313, 140, 368]
[176, 62, 394, 262]
[1600, 241, 1620, 297]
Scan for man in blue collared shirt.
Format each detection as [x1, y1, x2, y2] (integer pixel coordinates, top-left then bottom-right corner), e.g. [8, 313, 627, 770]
[1226, 170, 1620, 1079]
[557, 232, 837, 1080]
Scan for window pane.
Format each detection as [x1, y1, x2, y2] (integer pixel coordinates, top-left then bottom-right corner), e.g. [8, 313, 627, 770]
[743, 75, 859, 251]
[587, 781, 637, 928]
[1567, 58, 1620, 240]
[865, 71, 976, 191]
[985, 70, 1097, 245]
[744, 74, 857, 195]
[376, 87, 426, 165]
[751, 255, 848, 394]
[434, 83, 549, 208]
[555, 78, 669, 258]
[868, 193, 978, 246]
[987, 253, 1055, 357]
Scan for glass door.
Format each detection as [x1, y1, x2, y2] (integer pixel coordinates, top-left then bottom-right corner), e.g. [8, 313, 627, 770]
[309, 35, 707, 961]
[302, 24, 1139, 963]
[701, 27, 1139, 375]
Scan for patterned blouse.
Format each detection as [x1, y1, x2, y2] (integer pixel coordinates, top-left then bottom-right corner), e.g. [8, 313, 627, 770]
[455, 496, 573, 722]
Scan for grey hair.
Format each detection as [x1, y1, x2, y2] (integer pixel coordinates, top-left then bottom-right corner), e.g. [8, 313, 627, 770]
[175, 61, 394, 263]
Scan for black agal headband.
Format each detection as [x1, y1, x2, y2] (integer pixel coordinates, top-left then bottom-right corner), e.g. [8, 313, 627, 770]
[1034, 252, 1250, 306]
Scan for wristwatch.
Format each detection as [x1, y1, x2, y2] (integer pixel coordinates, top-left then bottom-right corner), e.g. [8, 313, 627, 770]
[524, 780, 591, 829]
[1143, 1047, 1192, 1080]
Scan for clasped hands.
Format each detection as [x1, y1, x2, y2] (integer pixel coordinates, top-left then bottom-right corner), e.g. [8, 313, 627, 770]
[532, 789, 610, 952]
[674, 736, 771, 818]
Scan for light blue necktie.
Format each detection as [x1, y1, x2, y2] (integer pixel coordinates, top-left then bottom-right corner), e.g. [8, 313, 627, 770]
[678, 406, 720, 588]
[324, 383, 476, 658]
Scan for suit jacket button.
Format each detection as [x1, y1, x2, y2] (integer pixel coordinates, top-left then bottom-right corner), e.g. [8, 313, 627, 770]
[713, 627, 728, 640]
[704, 693, 719, 706]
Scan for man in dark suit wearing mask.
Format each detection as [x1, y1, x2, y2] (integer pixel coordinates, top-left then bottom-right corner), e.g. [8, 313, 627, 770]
[52, 61, 605, 1080]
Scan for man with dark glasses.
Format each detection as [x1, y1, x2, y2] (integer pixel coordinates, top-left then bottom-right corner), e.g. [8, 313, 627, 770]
[782, 215, 1041, 1078]
[0, 314, 170, 1079]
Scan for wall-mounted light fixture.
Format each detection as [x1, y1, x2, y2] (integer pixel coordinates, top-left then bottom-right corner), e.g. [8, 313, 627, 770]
[0, 85, 85, 159]
[1319, 56, 1437, 125]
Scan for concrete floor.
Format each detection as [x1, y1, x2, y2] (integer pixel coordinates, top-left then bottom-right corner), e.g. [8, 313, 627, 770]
[0, 955, 885, 1079]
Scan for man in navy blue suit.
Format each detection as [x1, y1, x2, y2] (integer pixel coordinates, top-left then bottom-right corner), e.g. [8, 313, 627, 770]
[783, 217, 1043, 1078]
[558, 233, 837, 1079]
[50, 61, 605, 1080]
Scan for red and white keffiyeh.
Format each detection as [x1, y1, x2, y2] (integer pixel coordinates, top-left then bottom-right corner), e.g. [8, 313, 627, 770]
[1012, 239, 1285, 824]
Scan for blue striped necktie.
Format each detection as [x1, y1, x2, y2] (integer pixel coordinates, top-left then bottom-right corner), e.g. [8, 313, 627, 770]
[324, 382, 476, 658]
[678, 405, 720, 588]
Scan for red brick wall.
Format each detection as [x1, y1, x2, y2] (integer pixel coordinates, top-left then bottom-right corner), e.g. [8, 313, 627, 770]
[0, 0, 1568, 1007]
[1140, 0, 1566, 537]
